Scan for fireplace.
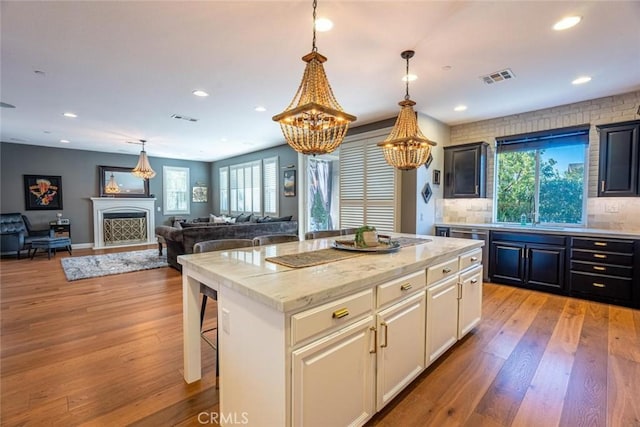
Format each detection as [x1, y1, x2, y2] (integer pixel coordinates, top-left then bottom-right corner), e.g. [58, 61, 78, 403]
[91, 197, 156, 249]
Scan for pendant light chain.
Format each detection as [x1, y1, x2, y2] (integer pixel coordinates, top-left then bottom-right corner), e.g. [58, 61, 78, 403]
[405, 54, 410, 100]
[311, 0, 318, 52]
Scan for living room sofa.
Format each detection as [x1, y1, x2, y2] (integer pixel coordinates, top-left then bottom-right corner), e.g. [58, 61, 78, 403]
[156, 220, 298, 270]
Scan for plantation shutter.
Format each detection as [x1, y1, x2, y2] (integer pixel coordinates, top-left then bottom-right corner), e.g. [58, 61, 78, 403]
[339, 130, 398, 233]
[263, 157, 278, 216]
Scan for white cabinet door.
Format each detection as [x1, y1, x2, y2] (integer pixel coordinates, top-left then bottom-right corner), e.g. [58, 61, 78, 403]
[292, 316, 376, 427]
[426, 275, 459, 366]
[458, 266, 483, 338]
[376, 291, 426, 411]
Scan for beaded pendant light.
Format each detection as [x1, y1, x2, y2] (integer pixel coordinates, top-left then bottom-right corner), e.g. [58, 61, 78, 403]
[104, 173, 120, 193]
[272, 0, 356, 155]
[378, 50, 436, 170]
[131, 139, 156, 180]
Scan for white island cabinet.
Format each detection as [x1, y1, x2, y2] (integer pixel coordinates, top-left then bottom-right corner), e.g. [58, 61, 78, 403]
[178, 234, 482, 427]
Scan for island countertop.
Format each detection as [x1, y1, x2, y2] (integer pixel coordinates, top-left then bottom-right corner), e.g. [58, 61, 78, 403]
[178, 234, 482, 313]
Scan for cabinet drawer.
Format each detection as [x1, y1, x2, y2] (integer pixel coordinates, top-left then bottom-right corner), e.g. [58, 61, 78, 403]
[459, 248, 482, 272]
[426, 258, 459, 286]
[570, 261, 632, 278]
[291, 289, 374, 345]
[571, 272, 632, 301]
[571, 249, 633, 266]
[572, 237, 634, 253]
[377, 270, 426, 308]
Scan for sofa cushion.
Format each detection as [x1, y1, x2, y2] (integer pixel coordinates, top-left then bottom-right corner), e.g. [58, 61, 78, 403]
[257, 215, 293, 223]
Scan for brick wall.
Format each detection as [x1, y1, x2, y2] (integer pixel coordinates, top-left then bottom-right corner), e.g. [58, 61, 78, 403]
[442, 90, 640, 231]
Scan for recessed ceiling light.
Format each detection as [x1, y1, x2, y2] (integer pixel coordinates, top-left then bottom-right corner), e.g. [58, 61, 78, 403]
[63, 112, 77, 118]
[553, 16, 582, 31]
[454, 105, 468, 112]
[255, 106, 267, 112]
[572, 76, 592, 85]
[192, 90, 209, 97]
[402, 74, 418, 82]
[315, 18, 333, 32]
[59, 139, 70, 143]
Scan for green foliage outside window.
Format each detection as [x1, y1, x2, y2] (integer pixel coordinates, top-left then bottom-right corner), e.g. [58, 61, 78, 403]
[496, 149, 584, 224]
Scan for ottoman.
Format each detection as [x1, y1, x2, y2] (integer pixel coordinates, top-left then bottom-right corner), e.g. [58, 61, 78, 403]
[30, 237, 72, 260]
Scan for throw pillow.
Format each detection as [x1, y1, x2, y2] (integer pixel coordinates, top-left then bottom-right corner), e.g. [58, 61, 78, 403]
[210, 214, 226, 224]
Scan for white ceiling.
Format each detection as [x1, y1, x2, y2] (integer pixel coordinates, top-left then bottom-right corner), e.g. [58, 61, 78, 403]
[1, 1, 639, 162]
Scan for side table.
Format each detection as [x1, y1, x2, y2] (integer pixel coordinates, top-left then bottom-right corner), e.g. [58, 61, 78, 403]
[49, 222, 71, 239]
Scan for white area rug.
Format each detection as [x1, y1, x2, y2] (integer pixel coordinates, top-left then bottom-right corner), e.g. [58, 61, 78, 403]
[61, 249, 168, 281]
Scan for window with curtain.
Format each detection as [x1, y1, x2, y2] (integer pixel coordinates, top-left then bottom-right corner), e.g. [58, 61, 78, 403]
[163, 166, 190, 215]
[222, 158, 279, 216]
[495, 125, 589, 225]
[219, 167, 229, 214]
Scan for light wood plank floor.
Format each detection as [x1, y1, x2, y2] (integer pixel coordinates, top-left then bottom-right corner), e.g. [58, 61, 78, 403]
[1, 247, 639, 426]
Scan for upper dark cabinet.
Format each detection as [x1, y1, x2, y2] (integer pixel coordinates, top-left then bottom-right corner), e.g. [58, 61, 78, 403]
[444, 142, 488, 198]
[597, 120, 640, 197]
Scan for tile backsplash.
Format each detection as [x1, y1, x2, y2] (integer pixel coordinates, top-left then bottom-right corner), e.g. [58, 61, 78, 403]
[587, 197, 640, 232]
[438, 197, 640, 233]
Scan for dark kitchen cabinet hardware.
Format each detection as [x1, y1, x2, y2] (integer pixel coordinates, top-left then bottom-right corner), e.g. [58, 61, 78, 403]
[597, 120, 640, 197]
[444, 142, 488, 198]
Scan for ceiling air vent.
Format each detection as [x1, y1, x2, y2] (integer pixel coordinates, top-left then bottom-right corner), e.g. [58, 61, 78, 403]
[481, 68, 516, 84]
[171, 114, 198, 122]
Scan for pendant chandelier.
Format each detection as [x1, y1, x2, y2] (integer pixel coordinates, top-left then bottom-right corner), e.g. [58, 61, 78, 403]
[272, 0, 356, 155]
[378, 50, 436, 170]
[131, 139, 156, 180]
[104, 173, 120, 194]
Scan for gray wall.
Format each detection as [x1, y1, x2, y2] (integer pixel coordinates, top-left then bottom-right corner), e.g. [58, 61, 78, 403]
[1, 142, 211, 245]
[211, 144, 299, 218]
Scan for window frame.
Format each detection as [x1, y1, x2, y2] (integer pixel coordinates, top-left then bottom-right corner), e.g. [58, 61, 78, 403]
[219, 166, 229, 214]
[163, 166, 190, 215]
[263, 156, 279, 217]
[493, 125, 589, 226]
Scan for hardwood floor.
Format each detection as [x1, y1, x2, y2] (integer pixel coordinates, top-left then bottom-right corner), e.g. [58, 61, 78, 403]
[1, 247, 639, 426]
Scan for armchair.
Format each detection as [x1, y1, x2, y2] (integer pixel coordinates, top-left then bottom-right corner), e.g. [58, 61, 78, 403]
[0, 213, 51, 259]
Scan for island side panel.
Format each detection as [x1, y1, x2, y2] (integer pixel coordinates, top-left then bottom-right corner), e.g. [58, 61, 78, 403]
[183, 269, 203, 383]
[219, 284, 287, 427]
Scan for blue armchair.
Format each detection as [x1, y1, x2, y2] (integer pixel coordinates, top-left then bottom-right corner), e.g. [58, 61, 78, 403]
[0, 213, 50, 259]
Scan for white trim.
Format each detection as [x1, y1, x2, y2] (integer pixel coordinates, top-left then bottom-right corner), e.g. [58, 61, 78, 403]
[163, 166, 190, 215]
[90, 197, 156, 249]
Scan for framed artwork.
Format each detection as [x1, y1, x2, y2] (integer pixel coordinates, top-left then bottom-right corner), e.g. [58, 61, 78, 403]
[283, 170, 296, 197]
[423, 153, 433, 170]
[421, 183, 433, 204]
[24, 175, 63, 210]
[192, 185, 208, 202]
[98, 166, 149, 197]
[433, 169, 441, 185]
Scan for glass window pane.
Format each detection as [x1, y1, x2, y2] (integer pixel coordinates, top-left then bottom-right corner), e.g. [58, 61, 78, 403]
[539, 145, 584, 224]
[496, 151, 536, 223]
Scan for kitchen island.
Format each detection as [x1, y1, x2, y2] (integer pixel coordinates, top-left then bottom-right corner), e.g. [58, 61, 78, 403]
[179, 234, 483, 427]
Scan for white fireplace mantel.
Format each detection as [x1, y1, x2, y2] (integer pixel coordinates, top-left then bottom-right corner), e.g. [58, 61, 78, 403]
[91, 197, 156, 249]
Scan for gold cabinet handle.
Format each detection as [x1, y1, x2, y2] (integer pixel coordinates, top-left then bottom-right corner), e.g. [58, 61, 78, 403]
[470, 256, 479, 262]
[593, 254, 607, 259]
[380, 322, 388, 348]
[593, 266, 606, 271]
[443, 267, 452, 274]
[470, 278, 479, 284]
[332, 308, 349, 319]
[369, 326, 377, 354]
[400, 283, 413, 291]
[593, 283, 606, 288]
[594, 242, 607, 247]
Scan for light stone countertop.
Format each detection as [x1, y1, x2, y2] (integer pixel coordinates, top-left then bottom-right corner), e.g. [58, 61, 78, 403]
[436, 222, 640, 240]
[178, 234, 482, 313]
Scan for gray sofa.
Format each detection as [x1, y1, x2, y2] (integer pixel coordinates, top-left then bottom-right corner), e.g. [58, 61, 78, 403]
[156, 220, 298, 270]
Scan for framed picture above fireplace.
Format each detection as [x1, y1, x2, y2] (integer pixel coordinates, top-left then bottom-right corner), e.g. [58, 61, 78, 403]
[98, 166, 150, 198]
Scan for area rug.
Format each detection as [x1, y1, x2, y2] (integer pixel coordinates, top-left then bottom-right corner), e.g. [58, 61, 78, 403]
[61, 249, 168, 281]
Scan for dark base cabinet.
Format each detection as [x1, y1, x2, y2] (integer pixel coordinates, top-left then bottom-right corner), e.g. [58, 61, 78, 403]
[490, 232, 566, 293]
[569, 237, 637, 307]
